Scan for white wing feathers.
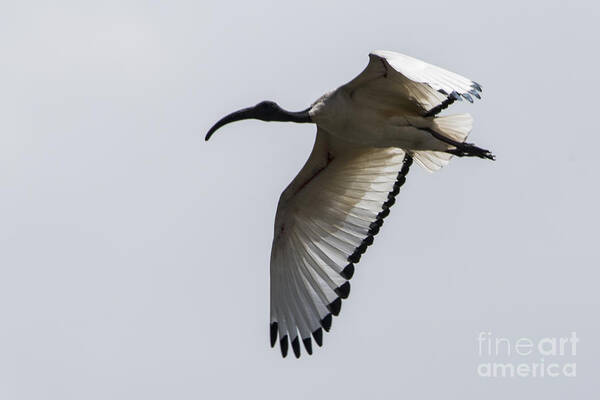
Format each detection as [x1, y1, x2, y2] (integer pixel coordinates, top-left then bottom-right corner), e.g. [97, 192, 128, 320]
[269, 131, 413, 357]
[344, 50, 482, 117]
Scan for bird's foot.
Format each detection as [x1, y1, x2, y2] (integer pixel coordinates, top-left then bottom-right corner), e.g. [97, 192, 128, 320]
[448, 143, 495, 160]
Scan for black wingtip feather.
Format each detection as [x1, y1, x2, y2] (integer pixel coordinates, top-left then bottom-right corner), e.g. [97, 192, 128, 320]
[280, 335, 289, 358]
[377, 208, 390, 219]
[303, 337, 313, 355]
[291, 337, 301, 358]
[321, 314, 332, 332]
[348, 252, 361, 264]
[327, 298, 342, 316]
[398, 168, 409, 179]
[270, 322, 278, 347]
[312, 328, 323, 346]
[383, 197, 395, 208]
[355, 242, 368, 255]
[341, 263, 355, 279]
[469, 89, 481, 99]
[334, 282, 351, 299]
[368, 224, 380, 236]
[371, 219, 383, 229]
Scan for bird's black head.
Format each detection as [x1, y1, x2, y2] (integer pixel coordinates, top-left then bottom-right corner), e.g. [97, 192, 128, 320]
[205, 100, 312, 141]
[253, 100, 283, 121]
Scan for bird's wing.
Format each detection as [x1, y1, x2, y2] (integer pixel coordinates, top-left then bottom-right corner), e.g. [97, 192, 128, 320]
[343, 50, 482, 116]
[269, 129, 413, 358]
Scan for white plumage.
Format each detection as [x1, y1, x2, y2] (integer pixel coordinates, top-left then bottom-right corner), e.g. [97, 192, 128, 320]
[206, 50, 493, 358]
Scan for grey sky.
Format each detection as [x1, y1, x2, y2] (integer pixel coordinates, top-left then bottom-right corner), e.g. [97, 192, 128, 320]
[1, 1, 598, 399]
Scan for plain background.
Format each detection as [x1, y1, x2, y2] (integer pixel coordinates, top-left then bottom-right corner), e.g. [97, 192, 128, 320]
[1, 1, 599, 398]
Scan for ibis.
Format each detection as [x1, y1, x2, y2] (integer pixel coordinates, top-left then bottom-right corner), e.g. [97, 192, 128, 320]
[206, 50, 494, 358]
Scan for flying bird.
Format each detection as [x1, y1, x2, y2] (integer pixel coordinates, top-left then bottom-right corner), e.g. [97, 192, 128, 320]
[206, 50, 494, 358]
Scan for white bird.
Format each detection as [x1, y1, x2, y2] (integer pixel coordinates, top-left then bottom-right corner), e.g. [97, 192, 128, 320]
[206, 50, 494, 358]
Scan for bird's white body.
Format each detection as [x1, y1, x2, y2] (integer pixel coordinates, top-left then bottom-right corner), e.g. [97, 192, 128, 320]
[310, 88, 445, 151]
[207, 50, 491, 358]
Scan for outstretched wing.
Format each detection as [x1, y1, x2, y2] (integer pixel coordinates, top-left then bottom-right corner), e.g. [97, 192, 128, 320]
[269, 130, 413, 358]
[343, 50, 482, 117]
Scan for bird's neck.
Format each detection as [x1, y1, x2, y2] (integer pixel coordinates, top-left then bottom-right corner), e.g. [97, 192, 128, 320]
[273, 107, 312, 123]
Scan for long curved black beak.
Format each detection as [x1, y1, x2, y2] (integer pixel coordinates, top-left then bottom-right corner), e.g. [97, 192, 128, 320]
[205, 107, 255, 141]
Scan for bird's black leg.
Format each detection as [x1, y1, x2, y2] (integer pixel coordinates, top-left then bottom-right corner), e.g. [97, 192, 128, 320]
[423, 128, 495, 160]
[446, 143, 496, 160]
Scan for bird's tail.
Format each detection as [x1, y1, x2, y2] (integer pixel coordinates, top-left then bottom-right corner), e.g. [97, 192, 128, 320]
[413, 113, 473, 172]
[432, 113, 473, 143]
